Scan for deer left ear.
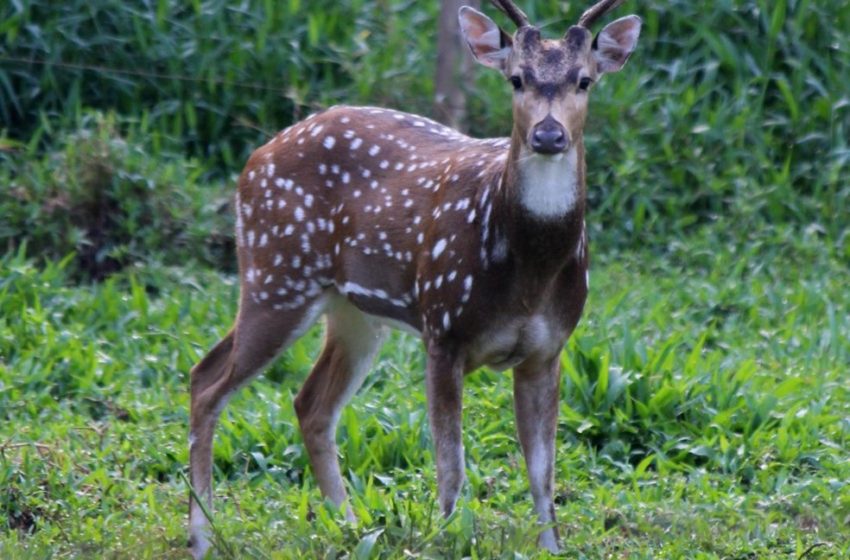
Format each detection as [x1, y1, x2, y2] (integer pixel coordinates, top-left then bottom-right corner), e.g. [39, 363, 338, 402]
[459, 6, 513, 71]
[593, 15, 642, 74]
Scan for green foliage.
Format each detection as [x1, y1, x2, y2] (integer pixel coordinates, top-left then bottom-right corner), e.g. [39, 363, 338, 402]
[3, 1, 849, 249]
[1, 238, 848, 557]
[0, 111, 234, 278]
[1, 0, 439, 171]
[581, 0, 850, 247]
[1, 0, 849, 558]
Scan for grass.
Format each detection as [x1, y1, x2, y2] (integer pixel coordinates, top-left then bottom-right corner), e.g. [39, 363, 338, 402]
[1, 0, 849, 557]
[1, 228, 847, 558]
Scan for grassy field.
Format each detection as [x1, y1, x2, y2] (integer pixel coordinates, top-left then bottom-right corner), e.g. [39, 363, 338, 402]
[2, 0, 849, 558]
[1, 230, 848, 558]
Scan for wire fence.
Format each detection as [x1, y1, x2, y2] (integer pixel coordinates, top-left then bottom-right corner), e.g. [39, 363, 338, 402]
[0, 54, 288, 93]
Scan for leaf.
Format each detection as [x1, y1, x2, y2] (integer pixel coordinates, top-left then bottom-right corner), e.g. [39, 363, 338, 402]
[353, 528, 383, 560]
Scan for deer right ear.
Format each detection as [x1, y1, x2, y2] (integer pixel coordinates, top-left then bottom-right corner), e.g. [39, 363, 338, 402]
[459, 6, 513, 71]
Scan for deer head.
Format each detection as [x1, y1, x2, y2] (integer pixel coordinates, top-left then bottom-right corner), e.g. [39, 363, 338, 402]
[459, 0, 642, 156]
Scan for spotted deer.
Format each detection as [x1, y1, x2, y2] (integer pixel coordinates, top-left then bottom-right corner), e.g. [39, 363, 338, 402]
[188, 0, 641, 556]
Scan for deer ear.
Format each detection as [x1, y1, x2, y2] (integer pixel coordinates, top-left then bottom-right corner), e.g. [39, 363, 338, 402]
[593, 15, 642, 74]
[459, 6, 513, 71]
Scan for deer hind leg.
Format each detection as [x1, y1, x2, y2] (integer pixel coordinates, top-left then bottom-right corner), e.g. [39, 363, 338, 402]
[513, 355, 562, 553]
[188, 296, 327, 559]
[294, 295, 386, 521]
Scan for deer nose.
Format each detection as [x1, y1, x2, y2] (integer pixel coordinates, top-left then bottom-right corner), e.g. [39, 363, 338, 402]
[530, 117, 568, 155]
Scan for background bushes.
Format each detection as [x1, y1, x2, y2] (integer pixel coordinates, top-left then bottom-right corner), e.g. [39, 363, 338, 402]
[2, 1, 849, 256]
[1, 112, 233, 278]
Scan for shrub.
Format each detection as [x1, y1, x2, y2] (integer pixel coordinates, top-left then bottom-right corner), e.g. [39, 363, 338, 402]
[0, 112, 234, 278]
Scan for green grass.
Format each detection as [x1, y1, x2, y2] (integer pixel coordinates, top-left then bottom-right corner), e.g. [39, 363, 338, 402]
[1, 230, 847, 558]
[2, 0, 849, 557]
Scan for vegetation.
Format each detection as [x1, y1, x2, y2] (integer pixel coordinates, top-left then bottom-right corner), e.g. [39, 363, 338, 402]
[1, 0, 848, 558]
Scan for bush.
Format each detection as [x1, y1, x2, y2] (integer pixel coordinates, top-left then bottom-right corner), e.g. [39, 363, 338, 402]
[0, 112, 234, 279]
[2, 1, 848, 251]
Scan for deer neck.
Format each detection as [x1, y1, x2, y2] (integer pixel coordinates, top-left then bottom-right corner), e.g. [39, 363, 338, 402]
[481, 132, 586, 272]
[504, 130, 586, 221]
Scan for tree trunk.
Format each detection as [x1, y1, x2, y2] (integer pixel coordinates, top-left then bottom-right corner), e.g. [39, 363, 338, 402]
[434, 0, 480, 131]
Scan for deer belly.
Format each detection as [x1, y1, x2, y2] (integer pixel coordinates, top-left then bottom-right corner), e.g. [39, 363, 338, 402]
[467, 314, 563, 372]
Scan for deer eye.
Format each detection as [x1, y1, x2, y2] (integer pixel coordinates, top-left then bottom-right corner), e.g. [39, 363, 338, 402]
[509, 76, 523, 91]
[578, 77, 593, 92]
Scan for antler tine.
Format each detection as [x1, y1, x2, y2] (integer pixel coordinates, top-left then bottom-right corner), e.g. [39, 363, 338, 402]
[488, 0, 530, 28]
[577, 0, 626, 28]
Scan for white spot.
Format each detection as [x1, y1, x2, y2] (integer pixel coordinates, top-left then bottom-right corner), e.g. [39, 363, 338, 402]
[323, 136, 336, 149]
[492, 233, 508, 262]
[442, 311, 451, 330]
[284, 224, 295, 236]
[267, 164, 276, 177]
[350, 137, 363, 150]
[259, 233, 268, 247]
[338, 281, 409, 308]
[235, 192, 245, 247]
[305, 194, 314, 208]
[432, 239, 447, 259]
[247, 230, 255, 247]
[369, 145, 381, 156]
[318, 163, 327, 175]
[294, 207, 305, 221]
[342, 172, 350, 184]
[380, 160, 389, 169]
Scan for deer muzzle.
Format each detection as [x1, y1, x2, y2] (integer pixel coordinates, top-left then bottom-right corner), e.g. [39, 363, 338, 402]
[530, 115, 569, 155]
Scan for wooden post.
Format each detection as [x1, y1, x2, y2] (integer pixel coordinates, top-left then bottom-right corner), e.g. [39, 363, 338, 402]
[434, 0, 480, 131]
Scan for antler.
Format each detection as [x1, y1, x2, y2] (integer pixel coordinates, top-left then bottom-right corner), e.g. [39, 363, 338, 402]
[577, 0, 626, 28]
[488, 0, 530, 28]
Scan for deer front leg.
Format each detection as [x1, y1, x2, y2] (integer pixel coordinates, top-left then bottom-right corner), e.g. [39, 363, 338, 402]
[424, 342, 465, 517]
[514, 355, 561, 553]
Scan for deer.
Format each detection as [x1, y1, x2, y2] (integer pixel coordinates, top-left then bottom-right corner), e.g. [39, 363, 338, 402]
[188, 0, 641, 556]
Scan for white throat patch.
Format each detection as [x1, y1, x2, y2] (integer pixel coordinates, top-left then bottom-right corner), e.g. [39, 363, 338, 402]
[518, 148, 579, 218]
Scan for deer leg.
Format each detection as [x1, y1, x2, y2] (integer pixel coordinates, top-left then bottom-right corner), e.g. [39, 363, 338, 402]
[513, 355, 561, 553]
[424, 342, 465, 517]
[294, 297, 386, 521]
[188, 297, 327, 559]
